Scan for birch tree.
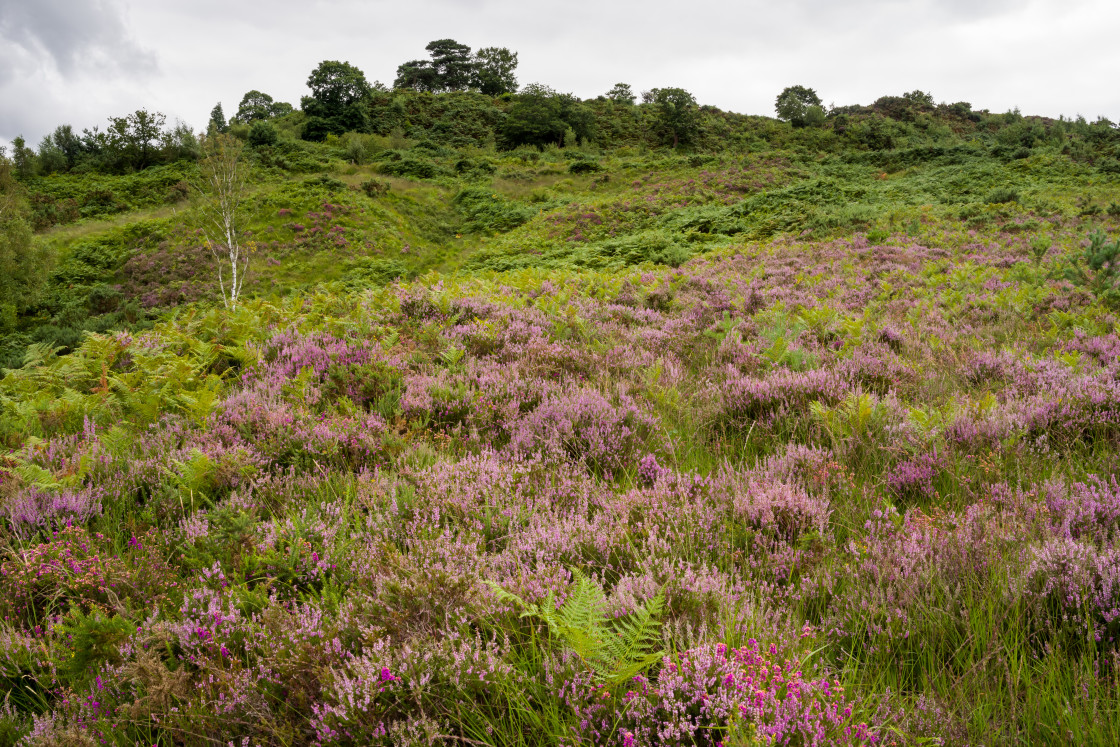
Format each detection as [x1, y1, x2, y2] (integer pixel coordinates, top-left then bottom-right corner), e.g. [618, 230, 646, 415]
[196, 134, 250, 310]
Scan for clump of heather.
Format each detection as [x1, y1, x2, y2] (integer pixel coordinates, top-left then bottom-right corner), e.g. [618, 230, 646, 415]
[610, 642, 877, 746]
[509, 386, 660, 473]
[884, 453, 943, 504]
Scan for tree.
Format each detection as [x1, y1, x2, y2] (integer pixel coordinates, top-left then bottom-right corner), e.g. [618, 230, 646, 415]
[502, 85, 565, 148]
[775, 85, 824, 128]
[208, 103, 228, 135]
[0, 148, 49, 329]
[426, 39, 474, 91]
[605, 83, 635, 105]
[235, 90, 290, 123]
[650, 87, 700, 147]
[162, 121, 201, 162]
[47, 125, 83, 171]
[393, 59, 440, 92]
[472, 47, 518, 96]
[501, 84, 595, 149]
[106, 109, 167, 170]
[37, 135, 66, 174]
[301, 60, 373, 139]
[10, 137, 36, 180]
[196, 134, 251, 310]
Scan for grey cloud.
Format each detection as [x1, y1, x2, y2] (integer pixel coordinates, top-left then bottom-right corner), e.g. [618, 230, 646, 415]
[0, 0, 156, 77]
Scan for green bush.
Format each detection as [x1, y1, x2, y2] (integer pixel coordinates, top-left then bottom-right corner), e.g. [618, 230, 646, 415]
[360, 178, 390, 197]
[453, 186, 537, 232]
[1066, 230, 1120, 307]
[248, 121, 279, 147]
[569, 160, 602, 174]
[379, 156, 445, 180]
[985, 188, 1019, 204]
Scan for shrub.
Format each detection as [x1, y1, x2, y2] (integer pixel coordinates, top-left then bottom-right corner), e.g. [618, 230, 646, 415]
[985, 187, 1019, 204]
[248, 120, 279, 147]
[360, 178, 390, 197]
[569, 160, 602, 174]
[1065, 230, 1120, 307]
[379, 157, 444, 180]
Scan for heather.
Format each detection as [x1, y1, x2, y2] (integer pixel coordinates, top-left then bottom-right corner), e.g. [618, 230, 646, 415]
[2, 86, 1120, 745]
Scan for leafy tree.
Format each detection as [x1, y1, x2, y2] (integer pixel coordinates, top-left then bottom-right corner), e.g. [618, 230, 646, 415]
[396, 39, 489, 93]
[394, 59, 441, 92]
[195, 134, 251, 310]
[502, 84, 566, 148]
[501, 84, 593, 148]
[208, 103, 228, 135]
[775, 85, 824, 128]
[472, 47, 518, 96]
[903, 90, 935, 107]
[0, 149, 49, 329]
[426, 39, 474, 92]
[163, 121, 201, 162]
[605, 83, 635, 105]
[301, 60, 373, 139]
[235, 90, 290, 123]
[10, 137, 36, 180]
[46, 125, 83, 171]
[106, 109, 167, 170]
[37, 135, 66, 174]
[650, 87, 700, 147]
[557, 94, 595, 144]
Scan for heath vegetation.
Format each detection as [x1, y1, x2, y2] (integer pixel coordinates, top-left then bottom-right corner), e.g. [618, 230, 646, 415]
[1, 47, 1120, 745]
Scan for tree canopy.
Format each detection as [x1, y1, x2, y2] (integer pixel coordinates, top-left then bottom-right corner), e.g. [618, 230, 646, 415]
[650, 87, 699, 147]
[501, 84, 593, 149]
[235, 90, 292, 124]
[301, 61, 373, 140]
[394, 40, 518, 96]
[775, 85, 825, 128]
[473, 47, 518, 96]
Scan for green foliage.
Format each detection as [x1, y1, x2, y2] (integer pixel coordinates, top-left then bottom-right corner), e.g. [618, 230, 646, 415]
[0, 214, 50, 326]
[650, 87, 700, 147]
[488, 571, 666, 686]
[1065, 230, 1120, 308]
[472, 47, 518, 96]
[568, 159, 602, 174]
[105, 109, 168, 171]
[985, 187, 1019, 204]
[360, 178, 390, 197]
[247, 120, 279, 147]
[234, 90, 290, 123]
[605, 83, 636, 105]
[53, 608, 134, 687]
[776, 85, 824, 127]
[208, 103, 228, 135]
[301, 60, 373, 139]
[501, 84, 593, 149]
[378, 154, 446, 180]
[453, 187, 537, 233]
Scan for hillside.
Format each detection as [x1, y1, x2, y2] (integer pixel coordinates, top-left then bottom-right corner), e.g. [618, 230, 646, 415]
[1, 84, 1120, 745]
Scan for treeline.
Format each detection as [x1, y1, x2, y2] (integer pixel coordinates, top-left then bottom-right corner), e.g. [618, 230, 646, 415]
[7, 37, 1120, 183]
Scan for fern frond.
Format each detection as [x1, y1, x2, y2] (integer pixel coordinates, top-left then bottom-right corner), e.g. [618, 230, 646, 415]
[600, 592, 666, 685]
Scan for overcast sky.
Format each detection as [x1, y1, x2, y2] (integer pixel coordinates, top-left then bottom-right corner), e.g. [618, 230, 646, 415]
[2, 0, 1119, 149]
